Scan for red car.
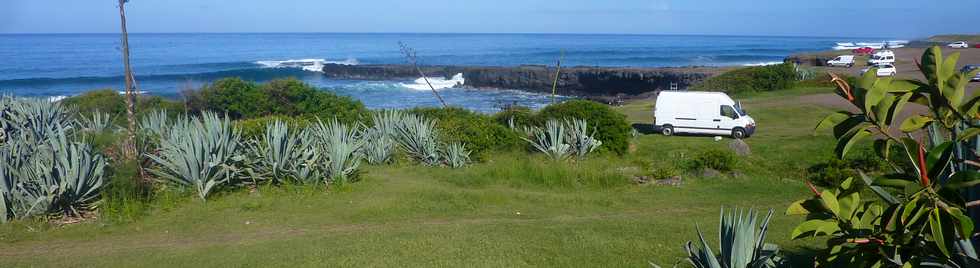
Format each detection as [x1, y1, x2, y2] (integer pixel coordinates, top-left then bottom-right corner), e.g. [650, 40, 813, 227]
[975, 44, 980, 48]
[852, 47, 875, 54]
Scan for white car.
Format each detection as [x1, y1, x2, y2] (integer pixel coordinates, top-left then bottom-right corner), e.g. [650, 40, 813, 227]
[868, 50, 895, 65]
[948, 41, 969, 49]
[654, 91, 756, 139]
[827, 55, 855, 67]
[862, 64, 897, 77]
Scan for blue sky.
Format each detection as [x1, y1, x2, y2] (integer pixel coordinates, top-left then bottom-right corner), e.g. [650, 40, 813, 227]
[1, 0, 976, 38]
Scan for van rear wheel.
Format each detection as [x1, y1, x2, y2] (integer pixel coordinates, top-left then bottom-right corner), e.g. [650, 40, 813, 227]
[732, 128, 747, 139]
[661, 125, 674, 136]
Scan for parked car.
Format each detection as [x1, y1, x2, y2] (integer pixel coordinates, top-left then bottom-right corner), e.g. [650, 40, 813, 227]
[861, 64, 897, 77]
[852, 47, 875, 54]
[827, 55, 855, 67]
[963, 65, 980, 82]
[654, 91, 756, 139]
[975, 44, 980, 48]
[948, 41, 969, 49]
[867, 50, 896, 65]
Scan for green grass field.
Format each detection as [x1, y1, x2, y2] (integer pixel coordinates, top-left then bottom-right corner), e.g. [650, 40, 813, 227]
[0, 88, 841, 267]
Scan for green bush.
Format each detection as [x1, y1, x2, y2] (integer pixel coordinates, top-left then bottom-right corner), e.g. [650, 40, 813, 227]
[537, 100, 632, 155]
[234, 115, 312, 140]
[186, 78, 368, 123]
[806, 150, 888, 186]
[691, 63, 797, 94]
[492, 106, 540, 127]
[650, 165, 679, 180]
[407, 107, 522, 158]
[689, 148, 738, 172]
[62, 89, 126, 115]
[61, 89, 183, 119]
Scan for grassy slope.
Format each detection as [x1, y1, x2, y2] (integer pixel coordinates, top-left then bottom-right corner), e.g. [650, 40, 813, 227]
[0, 88, 840, 267]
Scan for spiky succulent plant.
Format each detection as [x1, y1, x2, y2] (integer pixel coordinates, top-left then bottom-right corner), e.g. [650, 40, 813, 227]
[681, 208, 781, 268]
[248, 120, 322, 184]
[394, 114, 441, 166]
[147, 112, 245, 201]
[442, 142, 471, 168]
[80, 110, 114, 133]
[361, 110, 404, 165]
[565, 118, 602, 158]
[524, 119, 572, 161]
[311, 118, 365, 185]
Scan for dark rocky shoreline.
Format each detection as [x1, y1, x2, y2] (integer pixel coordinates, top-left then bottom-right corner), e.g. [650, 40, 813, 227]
[321, 64, 722, 98]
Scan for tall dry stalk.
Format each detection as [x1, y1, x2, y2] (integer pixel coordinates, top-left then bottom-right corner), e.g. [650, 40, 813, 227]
[117, 0, 137, 159]
[550, 49, 565, 104]
[398, 42, 448, 108]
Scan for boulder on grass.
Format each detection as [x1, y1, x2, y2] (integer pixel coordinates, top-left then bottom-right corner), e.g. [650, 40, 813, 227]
[729, 139, 751, 156]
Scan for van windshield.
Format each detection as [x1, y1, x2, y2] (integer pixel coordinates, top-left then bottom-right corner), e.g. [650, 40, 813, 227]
[734, 101, 748, 116]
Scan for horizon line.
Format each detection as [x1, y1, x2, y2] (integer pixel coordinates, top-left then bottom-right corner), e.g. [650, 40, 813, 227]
[0, 31, 908, 40]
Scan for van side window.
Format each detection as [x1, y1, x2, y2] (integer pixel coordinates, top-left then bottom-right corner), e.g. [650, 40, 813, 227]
[721, 105, 738, 119]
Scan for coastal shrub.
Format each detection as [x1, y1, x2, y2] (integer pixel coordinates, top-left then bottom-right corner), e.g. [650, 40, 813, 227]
[690, 63, 797, 94]
[62, 89, 126, 115]
[235, 115, 312, 140]
[688, 148, 738, 172]
[408, 107, 522, 158]
[61, 89, 184, 118]
[187, 78, 368, 123]
[537, 100, 631, 155]
[492, 106, 540, 128]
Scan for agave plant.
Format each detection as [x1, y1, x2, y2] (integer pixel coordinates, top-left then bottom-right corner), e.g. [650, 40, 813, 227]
[681, 208, 781, 268]
[312, 118, 365, 185]
[394, 114, 441, 166]
[362, 110, 404, 165]
[524, 119, 572, 161]
[442, 142, 471, 168]
[1, 125, 106, 220]
[565, 118, 602, 158]
[146, 112, 245, 200]
[248, 120, 322, 184]
[80, 110, 114, 133]
[138, 109, 170, 139]
[0, 97, 74, 145]
[0, 97, 107, 222]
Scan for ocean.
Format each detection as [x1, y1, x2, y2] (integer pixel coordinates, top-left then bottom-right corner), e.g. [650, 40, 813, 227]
[0, 33, 856, 112]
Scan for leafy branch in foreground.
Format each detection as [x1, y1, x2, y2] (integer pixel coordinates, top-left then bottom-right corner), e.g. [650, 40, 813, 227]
[799, 46, 980, 267]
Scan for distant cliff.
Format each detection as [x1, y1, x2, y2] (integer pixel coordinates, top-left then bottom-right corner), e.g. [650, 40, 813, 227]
[321, 64, 716, 97]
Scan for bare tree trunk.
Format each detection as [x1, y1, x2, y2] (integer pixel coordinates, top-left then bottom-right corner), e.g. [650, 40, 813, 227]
[118, 0, 137, 159]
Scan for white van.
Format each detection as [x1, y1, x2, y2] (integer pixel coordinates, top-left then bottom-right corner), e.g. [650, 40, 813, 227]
[827, 55, 855, 68]
[654, 91, 756, 139]
[868, 50, 896, 65]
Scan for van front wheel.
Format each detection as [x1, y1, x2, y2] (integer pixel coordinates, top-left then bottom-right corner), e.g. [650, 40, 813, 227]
[732, 128, 747, 139]
[661, 125, 674, 136]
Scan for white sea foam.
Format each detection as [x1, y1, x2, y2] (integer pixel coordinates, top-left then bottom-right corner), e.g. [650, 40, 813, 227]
[399, 73, 465, 91]
[117, 90, 149, 95]
[255, 58, 359, 72]
[47, 95, 69, 102]
[742, 61, 783, 67]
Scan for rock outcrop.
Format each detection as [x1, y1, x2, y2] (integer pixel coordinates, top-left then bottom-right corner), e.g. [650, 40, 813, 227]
[321, 64, 712, 97]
